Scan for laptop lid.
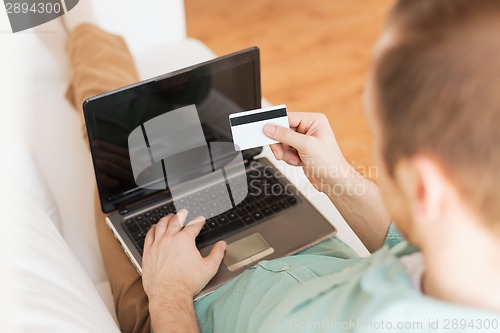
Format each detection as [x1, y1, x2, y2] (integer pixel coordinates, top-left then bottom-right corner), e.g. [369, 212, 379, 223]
[83, 47, 262, 213]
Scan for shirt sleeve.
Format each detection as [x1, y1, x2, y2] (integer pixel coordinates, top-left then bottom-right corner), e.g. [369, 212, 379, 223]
[383, 223, 406, 248]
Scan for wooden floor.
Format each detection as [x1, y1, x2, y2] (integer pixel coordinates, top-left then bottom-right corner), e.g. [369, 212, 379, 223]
[184, 0, 395, 175]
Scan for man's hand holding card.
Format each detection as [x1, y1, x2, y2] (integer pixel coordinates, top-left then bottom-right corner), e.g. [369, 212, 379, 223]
[229, 105, 289, 151]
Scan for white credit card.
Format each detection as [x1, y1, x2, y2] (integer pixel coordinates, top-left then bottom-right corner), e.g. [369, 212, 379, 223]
[229, 105, 289, 151]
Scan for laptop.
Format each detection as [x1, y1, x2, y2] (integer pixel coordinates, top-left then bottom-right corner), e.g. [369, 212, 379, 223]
[83, 46, 336, 298]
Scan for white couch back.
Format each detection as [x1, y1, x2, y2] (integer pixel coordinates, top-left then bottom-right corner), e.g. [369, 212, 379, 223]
[95, 0, 187, 55]
[0, 1, 187, 331]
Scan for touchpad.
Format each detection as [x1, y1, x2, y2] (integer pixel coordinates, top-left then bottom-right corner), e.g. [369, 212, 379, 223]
[223, 233, 274, 272]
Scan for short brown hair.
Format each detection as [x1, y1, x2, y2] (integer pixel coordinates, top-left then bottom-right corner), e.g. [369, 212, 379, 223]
[374, 0, 500, 224]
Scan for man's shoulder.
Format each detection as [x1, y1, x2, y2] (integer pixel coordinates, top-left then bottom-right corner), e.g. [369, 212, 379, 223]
[259, 247, 500, 332]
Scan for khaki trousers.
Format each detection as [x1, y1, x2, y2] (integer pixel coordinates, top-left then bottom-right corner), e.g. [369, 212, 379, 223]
[65, 24, 150, 333]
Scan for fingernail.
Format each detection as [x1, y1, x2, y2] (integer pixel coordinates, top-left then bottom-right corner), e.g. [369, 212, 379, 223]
[177, 209, 188, 227]
[189, 216, 205, 224]
[264, 124, 276, 135]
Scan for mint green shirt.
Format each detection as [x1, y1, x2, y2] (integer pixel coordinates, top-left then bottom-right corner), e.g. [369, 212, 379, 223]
[195, 225, 500, 332]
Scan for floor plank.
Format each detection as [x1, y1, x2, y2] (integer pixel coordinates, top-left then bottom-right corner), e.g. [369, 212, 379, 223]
[185, 0, 395, 177]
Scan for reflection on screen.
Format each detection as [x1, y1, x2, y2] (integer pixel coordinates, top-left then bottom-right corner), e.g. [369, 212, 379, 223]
[87, 61, 258, 208]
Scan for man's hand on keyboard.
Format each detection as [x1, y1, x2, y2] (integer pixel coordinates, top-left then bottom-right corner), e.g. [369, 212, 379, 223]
[142, 209, 227, 302]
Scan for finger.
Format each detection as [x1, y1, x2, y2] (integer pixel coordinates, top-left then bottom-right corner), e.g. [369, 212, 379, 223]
[281, 149, 301, 166]
[203, 240, 227, 271]
[269, 143, 285, 160]
[155, 214, 173, 239]
[263, 124, 306, 151]
[183, 216, 206, 238]
[166, 209, 188, 234]
[144, 224, 156, 250]
[286, 112, 307, 129]
[288, 146, 301, 158]
[287, 112, 322, 131]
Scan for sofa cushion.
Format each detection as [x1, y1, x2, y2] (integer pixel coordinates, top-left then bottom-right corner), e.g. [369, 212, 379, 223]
[14, 135, 63, 232]
[2, 182, 119, 332]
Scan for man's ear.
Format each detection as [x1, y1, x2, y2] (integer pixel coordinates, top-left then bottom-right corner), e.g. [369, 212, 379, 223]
[394, 155, 448, 227]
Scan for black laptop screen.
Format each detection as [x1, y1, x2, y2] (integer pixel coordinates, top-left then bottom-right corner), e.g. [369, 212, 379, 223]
[84, 48, 261, 213]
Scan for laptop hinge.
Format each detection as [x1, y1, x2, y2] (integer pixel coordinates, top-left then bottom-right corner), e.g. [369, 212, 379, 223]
[118, 206, 129, 215]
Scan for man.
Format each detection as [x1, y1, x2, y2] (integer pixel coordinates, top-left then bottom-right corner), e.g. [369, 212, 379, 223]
[65, 0, 500, 332]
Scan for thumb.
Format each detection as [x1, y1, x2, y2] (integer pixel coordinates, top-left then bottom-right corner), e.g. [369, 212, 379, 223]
[204, 240, 227, 273]
[264, 124, 306, 150]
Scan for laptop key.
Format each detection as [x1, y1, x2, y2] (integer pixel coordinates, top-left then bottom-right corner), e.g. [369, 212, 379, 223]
[226, 212, 238, 220]
[270, 204, 282, 213]
[217, 215, 229, 225]
[254, 200, 266, 209]
[264, 196, 280, 205]
[236, 208, 247, 217]
[132, 229, 147, 241]
[262, 207, 273, 216]
[286, 196, 298, 206]
[279, 200, 290, 209]
[161, 204, 176, 214]
[246, 203, 258, 212]
[196, 219, 245, 246]
[251, 211, 264, 221]
[242, 215, 255, 225]
[207, 219, 219, 229]
[138, 219, 151, 229]
[125, 220, 140, 233]
[200, 224, 209, 234]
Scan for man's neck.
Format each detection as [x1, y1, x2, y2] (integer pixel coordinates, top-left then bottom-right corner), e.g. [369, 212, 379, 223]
[421, 218, 500, 314]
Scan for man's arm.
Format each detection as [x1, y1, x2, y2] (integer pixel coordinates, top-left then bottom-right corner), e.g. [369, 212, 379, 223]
[264, 112, 390, 252]
[320, 162, 391, 252]
[149, 295, 199, 333]
[142, 210, 226, 333]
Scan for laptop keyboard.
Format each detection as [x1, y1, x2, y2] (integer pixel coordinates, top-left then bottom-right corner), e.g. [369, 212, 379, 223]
[123, 167, 299, 253]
